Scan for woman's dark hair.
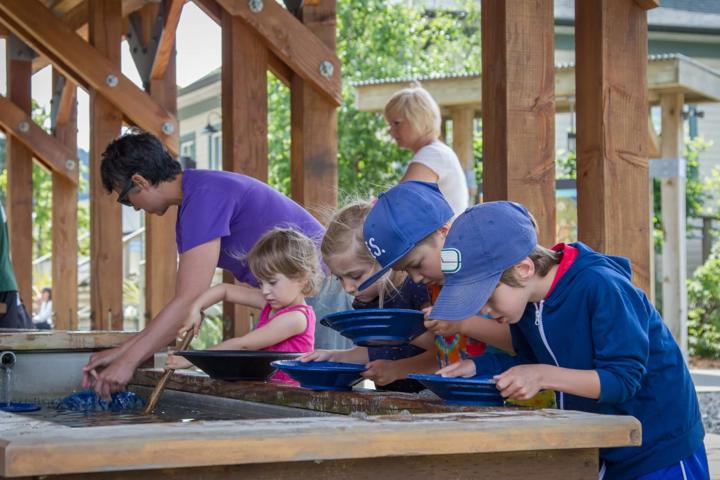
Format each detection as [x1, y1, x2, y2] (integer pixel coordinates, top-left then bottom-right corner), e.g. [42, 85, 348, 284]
[42, 287, 52, 300]
[101, 130, 182, 192]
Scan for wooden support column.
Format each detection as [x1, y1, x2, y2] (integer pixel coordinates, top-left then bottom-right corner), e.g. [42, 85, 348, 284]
[145, 3, 179, 326]
[575, 0, 651, 294]
[660, 93, 687, 353]
[451, 108, 476, 205]
[6, 36, 33, 307]
[290, 0, 338, 220]
[221, 11, 268, 339]
[51, 69, 79, 330]
[481, 0, 556, 246]
[89, 0, 123, 330]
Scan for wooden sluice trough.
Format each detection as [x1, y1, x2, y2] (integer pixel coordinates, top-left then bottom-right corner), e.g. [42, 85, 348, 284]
[0, 332, 640, 479]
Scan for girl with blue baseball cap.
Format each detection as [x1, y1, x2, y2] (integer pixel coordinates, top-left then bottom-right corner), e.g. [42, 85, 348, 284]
[432, 201, 707, 480]
[360, 181, 514, 368]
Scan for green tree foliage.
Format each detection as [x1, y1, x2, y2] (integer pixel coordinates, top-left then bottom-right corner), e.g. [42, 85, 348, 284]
[688, 241, 720, 358]
[267, 0, 481, 199]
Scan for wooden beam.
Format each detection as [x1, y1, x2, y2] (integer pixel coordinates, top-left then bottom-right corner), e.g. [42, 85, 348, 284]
[660, 93, 687, 353]
[89, 0, 124, 330]
[55, 77, 77, 126]
[145, 28, 178, 326]
[575, 0, 651, 293]
[221, 11, 268, 339]
[0, 95, 79, 184]
[150, 0, 185, 80]
[648, 114, 661, 159]
[290, 0, 338, 220]
[5, 50, 34, 308]
[451, 107, 476, 204]
[192, 0, 292, 86]
[51, 69, 79, 330]
[215, 0, 341, 106]
[481, 0, 556, 246]
[0, 0, 179, 155]
[634, 0, 660, 9]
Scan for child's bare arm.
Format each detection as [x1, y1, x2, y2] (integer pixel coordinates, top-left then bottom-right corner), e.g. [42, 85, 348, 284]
[301, 346, 369, 364]
[494, 365, 601, 401]
[210, 310, 307, 351]
[460, 316, 513, 352]
[179, 284, 266, 336]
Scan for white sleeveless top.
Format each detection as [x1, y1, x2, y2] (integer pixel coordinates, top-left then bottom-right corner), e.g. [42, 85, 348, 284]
[409, 140, 469, 215]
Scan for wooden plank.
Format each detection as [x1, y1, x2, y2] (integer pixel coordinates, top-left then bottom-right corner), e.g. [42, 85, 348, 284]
[89, 0, 124, 330]
[215, 0, 341, 106]
[0, 404, 640, 477]
[481, 0, 556, 246]
[451, 107, 476, 204]
[192, 0, 292, 86]
[5, 50, 34, 308]
[0, 95, 79, 183]
[27, 449, 598, 480]
[0, 330, 135, 350]
[0, 0, 179, 155]
[220, 11, 267, 338]
[660, 93, 687, 353]
[52, 69, 79, 330]
[648, 114, 661, 159]
[145, 34, 178, 325]
[575, 0, 651, 294]
[150, 0, 185, 80]
[290, 0, 338, 220]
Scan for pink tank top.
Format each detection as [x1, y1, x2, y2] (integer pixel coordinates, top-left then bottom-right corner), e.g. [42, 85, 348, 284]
[255, 303, 315, 385]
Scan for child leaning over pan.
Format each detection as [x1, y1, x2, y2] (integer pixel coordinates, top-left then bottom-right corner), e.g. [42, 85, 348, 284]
[431, 201, 707, 480]
[357, 182, 514, 369]
[166, 228, 319, 384]
[301, 200, 437, 392]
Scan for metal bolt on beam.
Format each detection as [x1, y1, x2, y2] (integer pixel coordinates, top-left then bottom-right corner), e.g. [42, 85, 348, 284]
[319, 61, 334, 78]
[18, 121, 29, 133]
[65, 159, 76, 171]
[105, 74, 119, 87]
[249, 0, 263, 12]
[162, 122, 175, 135]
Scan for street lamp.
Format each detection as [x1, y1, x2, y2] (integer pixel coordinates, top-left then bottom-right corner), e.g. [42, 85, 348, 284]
[203, 111, 221, 135]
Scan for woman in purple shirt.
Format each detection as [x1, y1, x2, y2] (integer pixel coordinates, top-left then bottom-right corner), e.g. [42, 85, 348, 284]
[82, 131, 342, 398]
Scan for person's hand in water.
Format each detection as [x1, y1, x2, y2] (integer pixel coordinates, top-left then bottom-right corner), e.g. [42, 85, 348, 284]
[82, 347, 123, 389]
[89, 357, 137, 401]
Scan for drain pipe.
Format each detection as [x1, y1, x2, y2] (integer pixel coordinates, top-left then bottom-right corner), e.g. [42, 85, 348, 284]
[0, 351, 16, 369]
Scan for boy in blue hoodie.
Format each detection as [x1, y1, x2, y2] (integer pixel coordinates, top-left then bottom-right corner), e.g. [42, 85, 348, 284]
[431, 201, 707, 480]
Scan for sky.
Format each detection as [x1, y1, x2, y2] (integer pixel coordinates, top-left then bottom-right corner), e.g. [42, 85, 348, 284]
[0, 2, 221, 151]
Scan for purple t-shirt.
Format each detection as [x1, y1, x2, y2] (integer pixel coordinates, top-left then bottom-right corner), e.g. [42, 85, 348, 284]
[176, 170, 325, 286]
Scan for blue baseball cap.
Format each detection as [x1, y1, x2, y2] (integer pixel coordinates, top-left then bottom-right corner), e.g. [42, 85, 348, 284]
[429, 201, 537, 321]
[359, 181, 453, 291]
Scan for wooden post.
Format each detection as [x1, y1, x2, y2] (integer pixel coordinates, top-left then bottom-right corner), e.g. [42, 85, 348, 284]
[290, 0, 338, 220]
[89, 0, 123, 330]
[5, 36, 34, 308]
[451, 107, 476, 205]
[51, 69, 79, 330]
[660, 93, 687, 353]
[145, 2, 179, 326]
[481, 0, 556, 246]
[575, 0, 651, 294]
[220, 11, 268, 339]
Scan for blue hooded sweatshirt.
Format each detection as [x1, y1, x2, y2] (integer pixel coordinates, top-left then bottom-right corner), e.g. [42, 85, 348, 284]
[472, 242, 704, 480]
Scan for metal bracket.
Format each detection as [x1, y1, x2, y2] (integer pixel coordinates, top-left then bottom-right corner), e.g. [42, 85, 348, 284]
[649, 157, 686, 178]
[8, 34, 37, 61]
[50, 75, 66, 129]
[126, 6, 165, 89]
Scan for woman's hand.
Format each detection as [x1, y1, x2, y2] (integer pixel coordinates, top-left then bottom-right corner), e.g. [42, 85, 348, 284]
[436, 358, 477, 378]
[82, 347, 123, 389]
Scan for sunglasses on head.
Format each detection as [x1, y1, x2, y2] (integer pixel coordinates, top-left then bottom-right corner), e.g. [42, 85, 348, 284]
[117, 177, 135, 207]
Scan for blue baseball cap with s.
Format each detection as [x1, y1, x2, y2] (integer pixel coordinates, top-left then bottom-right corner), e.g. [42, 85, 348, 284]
[359, 181, 453, 291]
[429, 201, 537, 321]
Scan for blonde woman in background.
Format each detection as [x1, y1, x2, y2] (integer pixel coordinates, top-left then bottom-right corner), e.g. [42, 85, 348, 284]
[384, 85, 469, 215]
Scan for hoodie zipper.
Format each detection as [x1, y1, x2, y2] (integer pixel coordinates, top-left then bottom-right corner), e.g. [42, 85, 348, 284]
[534, 301, 564, 409]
